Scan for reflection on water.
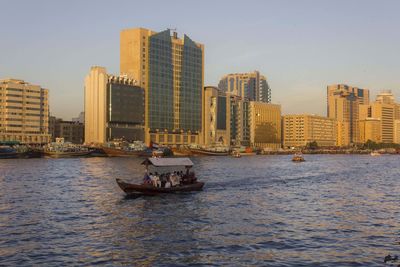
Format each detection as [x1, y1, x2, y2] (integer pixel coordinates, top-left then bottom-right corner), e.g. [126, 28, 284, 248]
[0, 155, 399, 266]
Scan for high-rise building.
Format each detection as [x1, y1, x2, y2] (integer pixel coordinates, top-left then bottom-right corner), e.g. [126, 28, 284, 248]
[394, 119, 400, 144]
[84, 66, 145, 144]
[369, 102, 394, 143]
[327, 84, 369, 146]
[0, 79, 50, 144]
[120, 28, 204, 145]
[359, 118, 381, 143]
[218, 71, 271, 102]
[230, 95, 250, 146]
[283, 114, 337, 148]
[249, 102, 281, 149]
[203, 86, 230, 146]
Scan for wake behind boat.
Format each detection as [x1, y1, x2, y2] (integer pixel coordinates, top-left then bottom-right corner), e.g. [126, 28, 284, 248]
[116, 157, 204, 195]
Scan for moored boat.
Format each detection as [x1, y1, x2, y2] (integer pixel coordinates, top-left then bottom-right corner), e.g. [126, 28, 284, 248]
[232, 150, 241, 158]
[116, 157, 204, 195]
[370, 151, 381, 156]
[0, 146, 18, 159]
[44, 138, 92, 158]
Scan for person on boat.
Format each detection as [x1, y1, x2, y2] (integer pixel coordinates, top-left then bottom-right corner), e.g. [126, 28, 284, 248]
[143, 172, 151, 184]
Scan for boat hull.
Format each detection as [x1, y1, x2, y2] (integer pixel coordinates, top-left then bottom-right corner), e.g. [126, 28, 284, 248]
[102, 147, 145, 157]
[44, 151, 92, 158]
[116, 178, 204, 195]
[189, 148, 229, 156]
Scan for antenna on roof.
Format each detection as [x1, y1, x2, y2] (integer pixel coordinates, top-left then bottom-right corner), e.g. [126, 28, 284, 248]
[168, 28, 178, 39]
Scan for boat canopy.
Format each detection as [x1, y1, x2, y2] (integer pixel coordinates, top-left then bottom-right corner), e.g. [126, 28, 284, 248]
[141, 157, 194, 167]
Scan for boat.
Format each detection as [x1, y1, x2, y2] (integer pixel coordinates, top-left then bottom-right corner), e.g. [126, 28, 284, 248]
[0, 146, 18, 159]
[370, 151, 381, 156]
[43, 138, 92, 158]
[103, 140, 148, 157]
[116, 157, 204, 195]
[292, 152, 305, 162]
[232, 150, 241, 158]
[189, 143, 229, 156]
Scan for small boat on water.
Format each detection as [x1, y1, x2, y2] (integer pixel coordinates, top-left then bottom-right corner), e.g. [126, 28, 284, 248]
[189, 143, 229, 156]
[232, 150, 241, 158]
[370, 151, 381, 156]
[292, 152, 305, 162]
[116, 157, 204, 195]
[0, 146, 18, 159]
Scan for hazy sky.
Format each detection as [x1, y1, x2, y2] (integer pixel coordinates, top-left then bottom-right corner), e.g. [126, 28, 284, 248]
[1, 0, 400, 120]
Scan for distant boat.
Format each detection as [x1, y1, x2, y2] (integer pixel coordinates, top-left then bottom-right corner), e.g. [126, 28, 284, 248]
[232, 150, 241, 158]
[370, 151, 381, 156]
[44, 138, 92, 158]
[292, 152, 305, 162]
[0, 146, 18, 159]
[189, 143, 229, 156]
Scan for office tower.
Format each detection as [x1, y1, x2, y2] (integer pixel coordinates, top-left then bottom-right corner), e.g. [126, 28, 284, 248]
[327, 84, 369, 146]
[230, 95, 250, 146]
[394, 120, 400, 144]
[283, 114, 337, 148]
[218, 71, 271, 102]
[120, 28, 204, 145]
[249, 102, 281, 149]
[0, 79, 50, 144]
[203, 86, 231, 146]
[359, 118, 381, 143]
[84, 66, 145, 144]
[369, 101, 394, 143]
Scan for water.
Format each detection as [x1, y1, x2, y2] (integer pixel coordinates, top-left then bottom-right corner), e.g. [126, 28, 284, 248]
[0, 155, 399, 266]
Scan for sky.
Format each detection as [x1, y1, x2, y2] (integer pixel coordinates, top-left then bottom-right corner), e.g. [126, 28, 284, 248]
[1, 0, 400, 120]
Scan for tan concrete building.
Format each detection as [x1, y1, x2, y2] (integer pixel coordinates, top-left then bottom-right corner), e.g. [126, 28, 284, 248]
[84, 66, 145, 144]
[283, 114, 337, 148]
[394, 119, 400, 144]
[120, 28, 204, 145]
[327, 84, 369, 146]
[249, 102, 281, 149]
[0, 79, 50, 144]
[218, 71, 271, 102]
[229, 95, 250, 146]
[359, 118, 381, 143]
[369, 102, 394, 143]
[203, 86, 230, 146]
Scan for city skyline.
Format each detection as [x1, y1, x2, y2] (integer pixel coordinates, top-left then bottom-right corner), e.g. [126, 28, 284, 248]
[2, 0, 400, 120]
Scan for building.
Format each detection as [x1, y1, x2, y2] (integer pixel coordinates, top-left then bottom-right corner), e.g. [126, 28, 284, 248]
[283, 114, 337, 148]
[327, 84, 369, 146]
[394, 119, 400, 144]
[218, 71, 271, 102]
[230, 95, 250, 146]
[120, 28, 204, 145]
[369, 102, 394, 143]
[49, 117, 84, 144]
[249, 102, 281, 149]
[359, 118, 381, 143]
[72, 112, 84, 124]
[84, 66, 145, 144]
[0, 79, 50, 144]
[203, 86, 230, 146]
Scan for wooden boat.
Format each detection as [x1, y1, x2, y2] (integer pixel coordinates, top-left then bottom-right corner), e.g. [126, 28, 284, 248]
[102, 146, 145, 157]
[189, 148, 229, 156]
[44, 150, 92, 158]
[232, 151, 241, 158]
[116, 157, 205, 195]
[292, 153, 305, 162]
[116, 178, 204, 195]
[0, 146, 18, 159]
[370, 151, 381, 156]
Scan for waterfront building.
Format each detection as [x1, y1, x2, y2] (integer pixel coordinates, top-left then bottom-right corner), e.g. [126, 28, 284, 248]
[283, 114, 337, 148]
[327, 84, 369, 146]
[230, 95, 250, 146]
[72, 112, 84, 124]
[394, 119, 400, 144]
[203, 86, 230, 146]
[120, 28, 204, 145]
[359, 118, 381, 143]
[49, 117, 84, 144]
[249, 102, 281, 150]
[0, 79, 50, 144]
[84, 66, 145, 144]
[369, 101, 394, 143]
[218, 71, 271, 102]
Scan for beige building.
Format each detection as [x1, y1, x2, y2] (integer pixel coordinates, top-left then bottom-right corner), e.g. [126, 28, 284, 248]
[49, 116, 84, 144]
[394, 119, 400, 144]
[327, 84, 369, 146]
[84, 66, 145, 144]
[120, 28, 204, 145]
[369, 102, 394, 143]
[359, 118, 381, 143]
[203, 86, 230, 146]
[249, 102, 281, 149]
[0, 79, 50, 144]
[218, 71, 271, 102]
[283, 114, 337, 148]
